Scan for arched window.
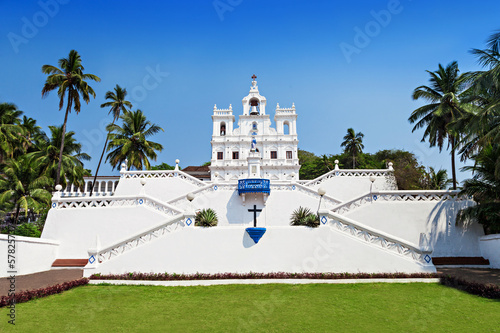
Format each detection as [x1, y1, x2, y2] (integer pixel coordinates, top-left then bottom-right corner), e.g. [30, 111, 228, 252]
[283, 121, 290, 135]
[86, 181, 92, 193]
[107, 181, 113, 192]
[220, 122, 226, 136]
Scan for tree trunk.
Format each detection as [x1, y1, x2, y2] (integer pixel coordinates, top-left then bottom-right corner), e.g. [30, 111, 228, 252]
[451, 136, 457, 190]
[14, 203, 20, 225]
[353, 151, 355, 169]
[55, 97, 72, 187]
[90, 122, 114, 196]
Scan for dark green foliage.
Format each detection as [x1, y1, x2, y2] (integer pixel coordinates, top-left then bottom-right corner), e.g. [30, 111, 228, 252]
[290, 207, 319, 228]
[151, 162, 175, 170]
[195, 208, 218, 227]
[13, 222, 41, 237]
[457, 145, 500, 234]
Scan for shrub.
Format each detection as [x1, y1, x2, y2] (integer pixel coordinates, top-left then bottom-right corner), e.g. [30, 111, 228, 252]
[13, 223, 41, 238]
[290, 207, 320, 228]
[195, 208, 218, 227]
[440, 275, 500, 299]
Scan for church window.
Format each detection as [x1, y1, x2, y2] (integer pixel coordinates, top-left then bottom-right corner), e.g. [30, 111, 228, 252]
[286, 151, 292, 159]
[232, 151, 239, 160]
[252, 122, 257, 131]
[270, 151, 277, 159]
[220, 122, 226, 136]
[217, 152, 223, 160]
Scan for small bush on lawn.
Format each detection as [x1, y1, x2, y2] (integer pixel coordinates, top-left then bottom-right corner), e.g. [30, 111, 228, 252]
[195, 208, 218, 227]
[0, 278, 89, 307]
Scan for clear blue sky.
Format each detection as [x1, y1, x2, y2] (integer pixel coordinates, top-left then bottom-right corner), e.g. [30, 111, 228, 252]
[1, 0, 499, 182]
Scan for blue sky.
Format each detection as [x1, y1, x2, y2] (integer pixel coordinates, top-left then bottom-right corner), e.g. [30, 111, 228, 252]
[1, 0, 499, 182]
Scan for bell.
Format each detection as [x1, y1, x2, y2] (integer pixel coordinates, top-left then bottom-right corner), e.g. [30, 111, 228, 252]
[250, 106, 259, 115]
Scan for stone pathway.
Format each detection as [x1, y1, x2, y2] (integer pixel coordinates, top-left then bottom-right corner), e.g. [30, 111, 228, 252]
[0, 269, 83, 297]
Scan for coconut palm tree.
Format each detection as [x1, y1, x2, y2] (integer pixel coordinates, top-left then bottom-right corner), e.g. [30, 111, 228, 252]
[409, 61, 470, 189]
[90, 85, 132, 196]
[340, 128, 364, 168]
[41, 50, 100, 186]
[0, 102, 25, 163]
[424, 167, 453, 190]
[28, 126, 90, 189]
[106, 109, 164, 170]
[0, 157, 52, 224]
[457, 144, 500, 234]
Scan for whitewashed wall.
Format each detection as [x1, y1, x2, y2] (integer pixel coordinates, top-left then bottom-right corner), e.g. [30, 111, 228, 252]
[345, 199, 484, 257]
[114, 176, 201, 202]
[87, 226, 435, 276]
[42, 206, 167, 259]
[479, 234, 500, 268]
[0, 235, 59, 277]
[307, 174, 395, 202]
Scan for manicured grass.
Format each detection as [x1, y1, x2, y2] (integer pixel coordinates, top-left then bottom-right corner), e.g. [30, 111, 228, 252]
[0, 283, 498, 332]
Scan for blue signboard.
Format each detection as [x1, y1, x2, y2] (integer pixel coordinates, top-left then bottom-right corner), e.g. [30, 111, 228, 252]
[238, 179, 271, 195]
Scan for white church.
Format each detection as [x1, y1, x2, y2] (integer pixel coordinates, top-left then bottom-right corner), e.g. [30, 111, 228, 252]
[1, 76, 498, 278]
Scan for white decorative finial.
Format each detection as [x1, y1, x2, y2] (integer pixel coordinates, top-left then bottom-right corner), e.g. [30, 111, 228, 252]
[175, 159, 180, 171]
[277, 103, 280, 109]
[121, 162, 127, 171]
[186, 192, 195, 202]
[55, 184, 63, 192]
[334, 160, 339, 170]
[229, 104, 232, 109]
[388, 162, 394, 170]
[292, 102, 295, 108]
[213, 104, 217, 110]
[318, 187, 326, 196]
[140, 179, 147, 186]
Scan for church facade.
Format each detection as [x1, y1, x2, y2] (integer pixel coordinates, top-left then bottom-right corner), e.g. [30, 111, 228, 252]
[210, 77, 300, 181]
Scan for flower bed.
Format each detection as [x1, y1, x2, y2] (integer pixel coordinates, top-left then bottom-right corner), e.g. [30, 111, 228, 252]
[90, 272, 438, 281]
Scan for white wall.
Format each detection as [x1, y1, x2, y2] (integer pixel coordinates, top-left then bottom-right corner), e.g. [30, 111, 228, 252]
[114, 176, 200, 202]
[89, 226, 435, 276]
[179, 187, 331, 227]
[479, 234, 500, 268]
[42, 206, 167, 259]
[309, 175, 394, 202]
[0, 235, 59, 277]
[345, 200, 484, 257]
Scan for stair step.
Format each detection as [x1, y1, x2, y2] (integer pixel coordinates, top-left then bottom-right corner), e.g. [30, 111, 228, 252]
[432, 257, 490, 266]
[52, 259, 88, 267]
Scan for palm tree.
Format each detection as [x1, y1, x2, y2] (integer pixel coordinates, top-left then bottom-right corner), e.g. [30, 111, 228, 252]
[106, 109, 164, 170]
[424, 167, 453, 190]
[340, 128, 364, 168]
[0, 102, 25, 163]
[0, 157, 52, 224]
[41, 50, 100, 186]
[457, 144, 500, 234]
[409, 61, 470, 190]
[20, 116, 43, 154]
[90, 85, 132, 196]
[28, 126, 90, 189]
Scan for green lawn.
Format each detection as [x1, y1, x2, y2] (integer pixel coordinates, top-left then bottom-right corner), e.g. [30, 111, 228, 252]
[0, 283, 498, 332]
